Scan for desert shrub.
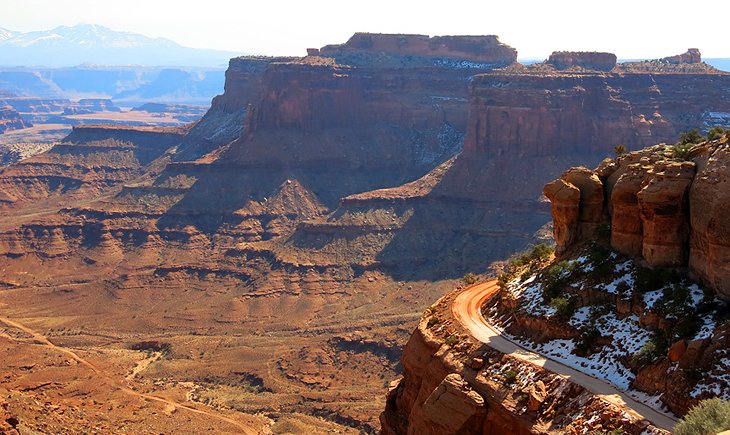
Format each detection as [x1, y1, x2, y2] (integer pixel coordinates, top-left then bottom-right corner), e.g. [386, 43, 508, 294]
[633, 331, 669, 365]
[678, 129, 704, 145]
[497, 244, 555, 290]
[526, 243, 554, 263]
[463, 273, 478, 285]
[614, 144, 627, 156]
[502, 369, 518, 385]
[674, 398, 730, 435]
[634, 267, 680, 294]
[550, 296, 577, 321]
[672, 143, 694, 161]
[615, 281, 631, 294]
[575, 325, 602, 356]
[444, 335, 459, 347]
[543, 260, 576, 300]
[427, 317, 440, 328]
[708, 126, 726, 141]
[587, 243, 614, 280]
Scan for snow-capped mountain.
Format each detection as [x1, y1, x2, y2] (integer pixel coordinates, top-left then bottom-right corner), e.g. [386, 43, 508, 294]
[0, 24, 240, 67]
[0, 28, 17, 41]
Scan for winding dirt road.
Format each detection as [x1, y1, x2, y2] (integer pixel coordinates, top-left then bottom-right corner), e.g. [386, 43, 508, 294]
[0, 314, 258, 434]
[452, 280, 677, 432]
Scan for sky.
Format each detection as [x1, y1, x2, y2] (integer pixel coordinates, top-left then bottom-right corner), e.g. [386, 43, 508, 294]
[2, 0, 729, 60]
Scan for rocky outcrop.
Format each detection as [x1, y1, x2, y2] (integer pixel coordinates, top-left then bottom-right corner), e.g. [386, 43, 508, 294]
[545, 135, 730, 297]
[381, 290, 667, 434]
[547, 51, 617, 71]
[319, 33, 517, 67]
[664, 48, 702, 64]
[689, 143, 730, 298]
[0, 105, 28, 133]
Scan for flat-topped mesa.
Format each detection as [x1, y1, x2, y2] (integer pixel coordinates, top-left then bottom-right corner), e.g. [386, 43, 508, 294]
[663, 48, 702, 64]
[210, 56, 299, 113]
[547, 51, 617, 71]
[318, 32, 517, 66]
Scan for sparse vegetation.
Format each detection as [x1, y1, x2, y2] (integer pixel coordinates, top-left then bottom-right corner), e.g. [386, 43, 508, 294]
[462, 273, 478, 285]
[498, 243, 554, 290]
[575, 325, 602, 356]
[427, 317, 440, 328]
[543, 260, 576, 300]
[632, 331, 668, 365]
[634, 266, 681, 294]
[613, 144, 626, 156]
[444, 335, 459, 347]
[674, 398, 730, 435]
[501, 369, 518, 385]
[672, 143, 694, 161]
[708, 126, 726, 141]
[678, 129, 704, 145]
[550, 296, 576, 321]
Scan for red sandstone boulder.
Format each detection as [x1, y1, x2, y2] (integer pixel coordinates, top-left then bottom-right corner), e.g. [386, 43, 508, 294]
[668, 340, 687, 362]
[414, 373, 486, 434]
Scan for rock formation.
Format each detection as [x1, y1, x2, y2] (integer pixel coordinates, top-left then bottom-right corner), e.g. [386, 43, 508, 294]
[545, 135, 730, 298]
[664, 48, 702, 64]
[380, 291, 667, 434]
[319, 33, 517, 67]
[547, 51, 617, 71]
[0, 105, 28, 133]
[0, 33, 729, 431]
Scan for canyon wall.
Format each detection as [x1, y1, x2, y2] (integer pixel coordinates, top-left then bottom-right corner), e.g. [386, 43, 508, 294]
[0, 105, 28, 133]
[544, 136, 730, 298]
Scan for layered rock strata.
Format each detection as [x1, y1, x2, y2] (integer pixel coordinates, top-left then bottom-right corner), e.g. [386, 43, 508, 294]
[544, 136, 730, 298]
[0, 105, 28, 133]
[547, 51, 617, 71]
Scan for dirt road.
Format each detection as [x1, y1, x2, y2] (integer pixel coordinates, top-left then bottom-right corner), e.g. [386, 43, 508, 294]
[451, 280, 677, 431]
[0, 314, 258, 434]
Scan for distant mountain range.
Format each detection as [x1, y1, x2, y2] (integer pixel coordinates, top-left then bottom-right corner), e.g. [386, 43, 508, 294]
[0, 24, 241, 68]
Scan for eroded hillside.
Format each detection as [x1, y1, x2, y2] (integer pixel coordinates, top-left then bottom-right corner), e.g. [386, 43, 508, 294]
[0, 34, 728, 433]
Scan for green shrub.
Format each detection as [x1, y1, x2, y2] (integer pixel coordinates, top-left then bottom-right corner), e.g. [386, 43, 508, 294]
[445, 335, 459, 347]
[502, 369, 518, 385]
[674, 398, 730, 435]
[550, 296, 577, 321]
[543, 260, 576, 300]
[672, 143, 694, 161]
[427, 317, 440, 328]
[633, 332, 669, 365]
[678, 129, 704, 145]
[708, 126, 726, 141]
[575, 325, 602, 356]
[634, 267, 680, 293]
[463, 273, 478, 285]
[614, 144, 627, 156]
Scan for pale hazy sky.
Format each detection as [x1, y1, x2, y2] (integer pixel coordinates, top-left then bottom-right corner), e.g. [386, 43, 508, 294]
[2, 0, 729, 59]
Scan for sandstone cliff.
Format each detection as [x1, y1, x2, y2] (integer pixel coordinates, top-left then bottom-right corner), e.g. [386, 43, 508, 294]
[380, 289, 667, 434]
[0, 105, 29, 133]
[544, 133, 730, 298]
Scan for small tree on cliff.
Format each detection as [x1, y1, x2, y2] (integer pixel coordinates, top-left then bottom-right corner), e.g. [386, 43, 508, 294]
[678, 129, 704, 145]
[707, 126, 725, 141]
[613, 144, 627, 156]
